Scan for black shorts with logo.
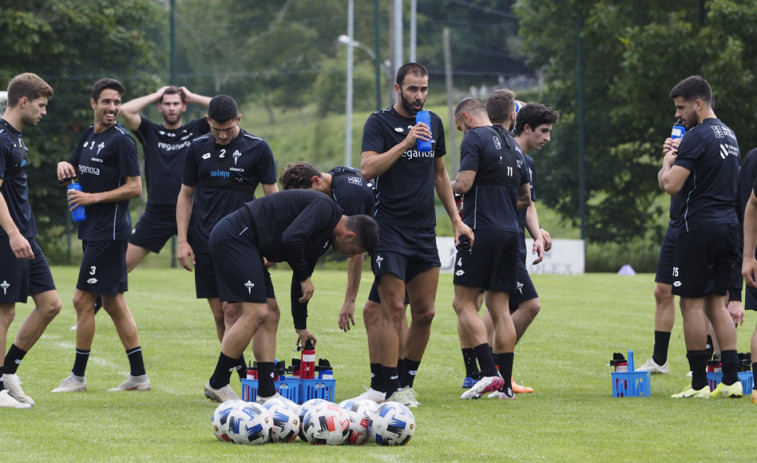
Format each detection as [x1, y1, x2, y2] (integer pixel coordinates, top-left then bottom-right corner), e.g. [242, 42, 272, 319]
[453, 229, 519, 293]
[671, 223, 739, 298]
[0, 236, 56, 303]
[77, 240, 128, 296]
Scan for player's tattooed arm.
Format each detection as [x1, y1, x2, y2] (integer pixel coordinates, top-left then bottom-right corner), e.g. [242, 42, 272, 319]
[517, 183, 532, 210]
[452, 170, 476, 194]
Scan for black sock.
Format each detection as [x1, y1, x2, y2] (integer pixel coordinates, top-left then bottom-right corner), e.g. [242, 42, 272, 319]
[257, 362, 276, 397]
[753, 363, 757, 391]
[400, 358, 420, 388]
[126, 346, 146, 376]
[4, 344, 27, 375]
[72, 349, 91, 377]
[720, 350, 739, 385]
[462, 348, 480, 379]
[493, 352, 514, 392]
[705, 335, 714, 360]
[209, 352, 237, 389]
[236, 354, 247, 380]
[369, 363, 384, 391]
[382, 365, 400, 398]
[473, 344, 497, 377]
[651, 331, 671, 366]
[686, 349, 709, 390]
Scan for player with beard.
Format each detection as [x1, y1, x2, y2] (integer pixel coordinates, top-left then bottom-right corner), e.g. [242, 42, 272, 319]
[360, 63, 472, 407]
[452, 98, 531, 400]
[659, 75, 742, 399]
[119, 86, 211, 270]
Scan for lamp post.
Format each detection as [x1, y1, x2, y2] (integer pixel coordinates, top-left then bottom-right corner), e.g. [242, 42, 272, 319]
[339, 35, 390, 110]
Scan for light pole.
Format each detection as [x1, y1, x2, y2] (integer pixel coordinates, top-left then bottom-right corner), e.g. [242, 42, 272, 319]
[339, 35, 391, 110]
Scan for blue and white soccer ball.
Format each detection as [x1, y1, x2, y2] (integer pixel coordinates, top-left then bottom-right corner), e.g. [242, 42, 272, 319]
[226, 402, 272, 445]
[265, 401, 300, 443]
[298, 398, 330, 441]
[211, 399, 246, 442]
[369, 401, 416, 446]
[302, 403, 350, 445]
[263, 396, 301, 417]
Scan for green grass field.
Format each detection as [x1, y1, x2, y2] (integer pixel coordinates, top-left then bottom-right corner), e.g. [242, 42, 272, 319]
[2, 267, 757, 462]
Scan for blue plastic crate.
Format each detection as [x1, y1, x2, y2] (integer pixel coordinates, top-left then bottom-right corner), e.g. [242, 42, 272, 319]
[241, 378, 300, 403]
[706, 371, 753, 393]
[300, 378, 336, 403]
[611, 371, 651, 397]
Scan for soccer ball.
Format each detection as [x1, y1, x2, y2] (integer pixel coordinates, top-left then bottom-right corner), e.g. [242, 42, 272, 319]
[343, 409, 370, 445]
[226, 402, 273, 445]
[369, 401, 415, 446]
[301, 403, 350, 445]
[265, 401, 300, 443]
[298, 398, 330, 441]
[262, 396, 301, 417]
[338, 399, 373, 445]
[211, 400, 246, 442]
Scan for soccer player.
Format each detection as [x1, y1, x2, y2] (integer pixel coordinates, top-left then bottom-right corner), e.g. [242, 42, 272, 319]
[659, 75, 742, 399]
[0, 73, 61, 408]
[176, 95, 277, 381]
[451, 97, 531, 400]
[119, 86, 211, 270]
[54, 78, 149, 393]
[279, 161, 402, 402]
[202, 189, 378, 402]
[279, 161, 373, 345]
[740, 149, 757, 403]
[360, 63, 472, 407]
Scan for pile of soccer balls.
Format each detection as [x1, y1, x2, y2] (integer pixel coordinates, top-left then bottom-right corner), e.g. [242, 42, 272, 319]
[211, 397, 415, 446]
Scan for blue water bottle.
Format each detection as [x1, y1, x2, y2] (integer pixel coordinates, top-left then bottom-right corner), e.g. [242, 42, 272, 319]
[415, 110, 433, 152]
[67, 182, 87, 222]
[671, 119, 686, 141]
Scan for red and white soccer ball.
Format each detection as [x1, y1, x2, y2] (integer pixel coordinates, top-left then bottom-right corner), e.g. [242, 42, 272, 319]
[369, 401, 416, 446]
[301, 403, 350, 445]
[226, 402, 273, 445]
[338, 399, 373, 445]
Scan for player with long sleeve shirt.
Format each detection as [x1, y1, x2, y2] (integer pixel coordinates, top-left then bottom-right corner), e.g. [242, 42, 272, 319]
[55, 78, 149, 393]
[203, 189, 378, 402]
[278, 162, 373, 345]
[451, 97, 531, 400]
[176, 95, 278, 383]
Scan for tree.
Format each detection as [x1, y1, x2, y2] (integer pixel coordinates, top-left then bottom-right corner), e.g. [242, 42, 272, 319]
[0, 0, 165, 263]
[515, 0, 757, 243]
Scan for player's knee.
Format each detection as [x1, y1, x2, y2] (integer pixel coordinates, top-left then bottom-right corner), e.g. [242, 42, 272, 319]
[0, 305, 15, 327]
[40, 298, 63, 319]
[411, 304, 435, 325]
[654, 284, 673, 305]
[523, 299, 540, 319]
